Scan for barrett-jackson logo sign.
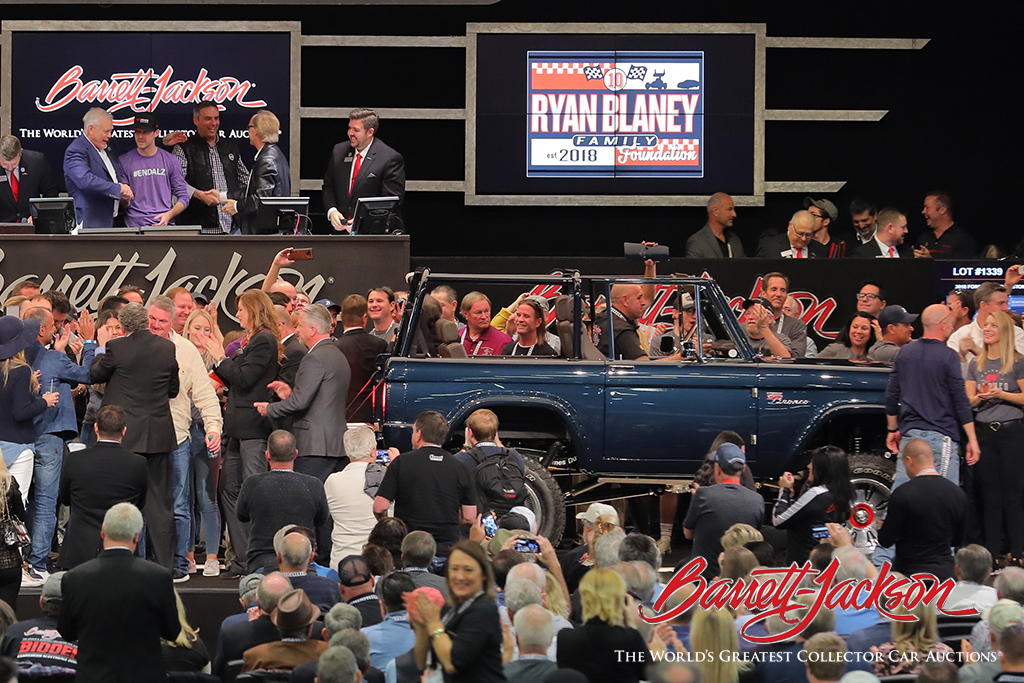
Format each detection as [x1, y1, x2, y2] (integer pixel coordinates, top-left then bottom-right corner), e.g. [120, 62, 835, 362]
[0, 246, 324, 325]
[36, 65, 268, 125]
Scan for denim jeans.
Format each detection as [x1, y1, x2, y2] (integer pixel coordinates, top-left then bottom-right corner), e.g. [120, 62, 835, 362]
[189, 421, 221, 557]
[873, 429, 959, 569]
[27, 434, 64, 571]
[171, 437, 192, 573]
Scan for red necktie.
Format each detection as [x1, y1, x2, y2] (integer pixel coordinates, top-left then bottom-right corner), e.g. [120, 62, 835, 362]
[888, 247, 895, 258]
[349, 152, 362, 196]
[9, 171, 18, 204]
[795, 248, 802, 258]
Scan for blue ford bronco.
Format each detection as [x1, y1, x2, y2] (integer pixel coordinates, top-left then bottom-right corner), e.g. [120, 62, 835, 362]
[375, 270, 896, 548]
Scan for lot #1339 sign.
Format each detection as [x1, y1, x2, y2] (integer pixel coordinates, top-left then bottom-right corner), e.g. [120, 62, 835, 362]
[527, 51, 704, 179]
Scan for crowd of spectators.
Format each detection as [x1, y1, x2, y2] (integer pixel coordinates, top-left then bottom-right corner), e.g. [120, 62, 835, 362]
[2, 197, 1024, 682]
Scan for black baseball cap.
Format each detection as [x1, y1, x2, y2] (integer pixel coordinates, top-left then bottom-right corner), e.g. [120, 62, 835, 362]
[337, 555, 372, 587]
[132, 113, 159, 132]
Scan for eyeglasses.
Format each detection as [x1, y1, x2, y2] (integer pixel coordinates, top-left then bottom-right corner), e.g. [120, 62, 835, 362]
[793, 230, 814, 239]
[856, 293, 880, 301]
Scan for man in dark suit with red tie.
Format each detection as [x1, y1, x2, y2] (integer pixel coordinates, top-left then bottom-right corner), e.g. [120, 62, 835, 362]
[58, 502, 179, 683]
[90, 302, 179, 570]
[0, 136, 59, 223]
[321, 108, 405, 233]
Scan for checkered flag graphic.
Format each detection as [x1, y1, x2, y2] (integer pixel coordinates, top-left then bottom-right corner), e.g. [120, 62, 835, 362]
[583, 65, 604, 80]
[627, 65, 648, 80]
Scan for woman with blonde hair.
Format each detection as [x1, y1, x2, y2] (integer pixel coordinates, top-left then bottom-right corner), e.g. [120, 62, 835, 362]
[201, 289, 281, 574]
[183, 308, 224, 576]
[871, 600, 951, 676]
[224, 109, 291, 235]
[161, 590, 211, 673]
[720, 523, 764, 551]
[557, 568, 649, 683]
[690, 607, 754, 683]
[966, 309, 1024, 564]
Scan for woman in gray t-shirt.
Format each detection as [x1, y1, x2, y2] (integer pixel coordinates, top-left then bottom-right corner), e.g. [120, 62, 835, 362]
[965, 311, 1024, 563]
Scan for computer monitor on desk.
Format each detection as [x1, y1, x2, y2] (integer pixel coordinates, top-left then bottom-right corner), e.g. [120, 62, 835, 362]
[351, 196, 401, 235]
[29, 197, 75, 234]
[255, 197, 311, 235]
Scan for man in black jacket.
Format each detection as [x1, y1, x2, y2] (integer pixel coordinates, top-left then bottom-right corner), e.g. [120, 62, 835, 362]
[163, 100, 250, 235]
[335, 294, 387, 422]
[322, 108, 405, 233]
[0, 135, 59, 223]
[90, 302, 179, 569]
[58, 405, 147, 570]
[851, 207, 913, 258]
[58, 502, 179, 683]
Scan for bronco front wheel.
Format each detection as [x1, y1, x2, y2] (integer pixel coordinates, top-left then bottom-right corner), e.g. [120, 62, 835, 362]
[522, 456, 567, 545]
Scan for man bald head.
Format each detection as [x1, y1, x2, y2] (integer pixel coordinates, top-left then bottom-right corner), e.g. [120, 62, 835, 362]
[902, 438, 937, 478]
[707, 192, 736, 230]
[920, 303, 954, 342]
[269, 280, 298, 312]
[277, 531, 313, 571]
[610, 284, 645, 322]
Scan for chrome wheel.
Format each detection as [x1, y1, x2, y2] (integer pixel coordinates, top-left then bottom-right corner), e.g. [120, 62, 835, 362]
[848, 476, 891, 553]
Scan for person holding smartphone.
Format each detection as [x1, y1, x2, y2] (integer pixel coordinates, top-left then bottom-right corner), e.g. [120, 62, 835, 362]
[965, 310, 1024, 565]
[773, 446, 853, 565]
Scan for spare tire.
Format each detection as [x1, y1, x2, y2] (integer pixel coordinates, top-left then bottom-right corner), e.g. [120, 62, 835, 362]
[847, 452, 897, 553]
[522, 456, 567, 545]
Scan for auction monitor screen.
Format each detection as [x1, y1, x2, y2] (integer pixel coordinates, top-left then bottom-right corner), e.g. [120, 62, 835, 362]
[29, 197, 76, 234]
[255, 196, 310, 235]
[351, 196, 401, 235]
[472, 27, 759, 202]
[936, 260, 1024, 315]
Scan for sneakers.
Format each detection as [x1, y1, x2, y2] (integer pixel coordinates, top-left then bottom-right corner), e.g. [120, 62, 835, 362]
[22, 566, 47, 587]
[203, 558, 221, 577]
[656, 537, 672, 556]
[188, 558, 197, 574]
[172, 569, 190, 583]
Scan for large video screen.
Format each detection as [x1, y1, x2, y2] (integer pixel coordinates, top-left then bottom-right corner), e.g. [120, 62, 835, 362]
[474, 30, 757, 199]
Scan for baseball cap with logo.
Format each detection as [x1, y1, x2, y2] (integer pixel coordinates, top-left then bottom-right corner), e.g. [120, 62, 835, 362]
[878, 305, 919, 330]
[337, 555, 372, 587]
[803, 197, 838, 222]
[132, 113, 159, 132]
[575, 502, 618, 525]
[709, 442, 746, 467]
[239, 572, 264, 599]
[315, 298, 341, 314]
[988, 599, 1024, 635]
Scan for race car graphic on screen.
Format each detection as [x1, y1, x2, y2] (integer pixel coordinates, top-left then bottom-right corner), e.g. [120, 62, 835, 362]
[527, 50, 704, 179]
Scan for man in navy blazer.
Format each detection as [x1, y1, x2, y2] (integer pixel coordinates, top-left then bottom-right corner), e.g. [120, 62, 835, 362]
[63, 107, 133, 229]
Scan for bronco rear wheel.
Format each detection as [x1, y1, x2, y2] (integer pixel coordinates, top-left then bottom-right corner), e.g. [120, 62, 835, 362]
[522, 456, 567, 545]
[847, 453, 896, 553]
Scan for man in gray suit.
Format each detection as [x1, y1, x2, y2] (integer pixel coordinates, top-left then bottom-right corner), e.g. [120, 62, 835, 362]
[256, 304, 350, 482]
[685, 192, 746, 259]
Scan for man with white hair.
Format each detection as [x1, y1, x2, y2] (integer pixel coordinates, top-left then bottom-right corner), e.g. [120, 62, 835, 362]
[503, 562, 574, 650]
[830, 546, 882, 636]
[947, 544, 998, 612]
[257, 304, 351, 482]
[64, 107, 134, 229]
[324, 426, 382, 567]
[503, 604, 558, 683]
[58, 503, 179, 683]
[147, 294, 223, 581]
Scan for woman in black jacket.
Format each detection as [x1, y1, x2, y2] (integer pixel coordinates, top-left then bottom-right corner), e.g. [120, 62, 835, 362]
[224, 109, 291, 235]
[1, 317, 57, 473]
[411, 540, 505, 683]
[773, 446, 854, 564]
[201, 290, 281, 574]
